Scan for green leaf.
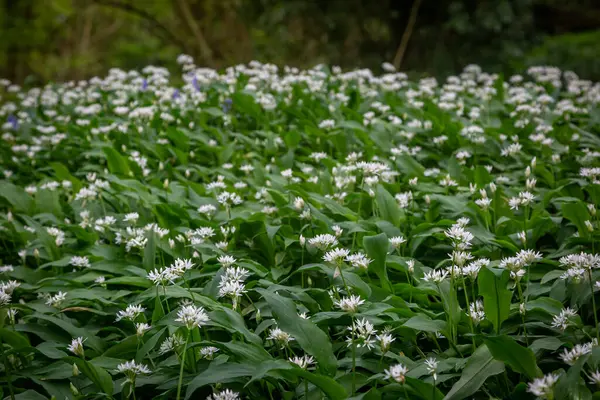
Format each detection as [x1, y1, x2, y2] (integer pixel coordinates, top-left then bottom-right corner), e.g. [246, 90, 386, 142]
[294, 369, 348, 400]
[437, 280, 461, 342]
[256, 289, 337, 376]
[0, 327, 30, 348]
[0, 181, 33, 212]
[136, 327, 166, 362]
[405, 376, 444, 400]
[67, 356, 114, 395]
[477, 267, 511, 333]
[143, 232, 156, 271]
[562, 201, 591, 237]
[444, 345, 505, 400]
[185, 363, 256, 399]
[363, 233, 392, 292]
[555, 353, 591, 400]
[403, 315, 448, 335]
[375, 185, 401, 226]
[103, 146, 131, 176]
[483, 335, 541, 379]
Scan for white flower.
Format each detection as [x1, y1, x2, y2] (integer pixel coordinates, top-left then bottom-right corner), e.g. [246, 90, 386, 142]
[334, 295, 365, 313]
[424, 358, 438, 380]
[293, 197, 305, 210]
[117, 360, 151, 382]
[267, 327, 295, 348]
[551, 307, 578, 331]
[589, 370, 600, 385]
[67, 337, 85, 357]
[318, 119, 335, 129]
[159, 334, 184, 354]
[289, 354, 315, 369]
[527, 373, 560, 398]
[389, 236, 406, 249]
[384, 364, 408, 383]
[0, 280, 20, 294]
[197, 204, 217, 217]
[323, 248, 350, 264]
[199, 346, 220, 360]
[376, 332, 395, 352]
[147, 267, 177, 286]
[70, 256, 90, 268]
[475, 197, 492, 210]
[423, 269, 448, 283]
[559, 341, 595, 365]
[346, 252, 372, 269]
[123, 212, 139, 222]
[347, 318, 377, 350]
[469, 300, 485, 325]
[218, 255, 236, 267]
[175, 304, 210, 329]
[116, 304, 145, 322]
[308, 234, 338, 250]
[332, 225, 343, 237]
[207, 389, 240, 400]
[46, 291, 67, 308]
[135, 323, 151, 336]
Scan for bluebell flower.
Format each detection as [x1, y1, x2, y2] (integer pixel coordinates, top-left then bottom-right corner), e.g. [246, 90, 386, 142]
[173, 89, 180, 100]
[7, 115, 18, 130]
[192, 76, 200, 92]
[141, 79, 148, 91]
[222, 98, 233, 113]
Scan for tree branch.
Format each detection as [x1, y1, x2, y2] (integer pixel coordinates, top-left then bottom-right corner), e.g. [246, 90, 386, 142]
[393, 0, 423, 71]
[174, 0, 214, 66]
[91, 0, 188, 52]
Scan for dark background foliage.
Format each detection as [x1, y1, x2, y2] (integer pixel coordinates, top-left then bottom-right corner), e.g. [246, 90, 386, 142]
[1, 0, 600, 83]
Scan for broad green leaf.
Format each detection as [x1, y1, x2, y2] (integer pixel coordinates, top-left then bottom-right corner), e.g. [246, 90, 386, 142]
[554, 354, 591, 400]
[562, 201, 591, 237]
[484, 335, 541, 378]
[363, 233, 393, 292]
[375, 185, 401, 226]
[405, 376, 444, 400]
[103, 146, 131, 176]
[478, 267, 511, 333]
[143, 232, 156, 271]
[67, 356, 114, 395]
[185, 363, 255, 399]
[444, 345, 505, 400]
[256, 289, 337, 376]
[403, 315, 448, 335]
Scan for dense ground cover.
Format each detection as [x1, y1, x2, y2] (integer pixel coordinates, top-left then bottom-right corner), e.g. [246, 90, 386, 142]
[0, 59, 599, 400]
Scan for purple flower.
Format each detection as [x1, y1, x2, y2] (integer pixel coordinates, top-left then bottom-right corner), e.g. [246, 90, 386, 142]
[222, 98, 232, 113]
[141, 79, 148, 91]
[7, 115, 17, 130]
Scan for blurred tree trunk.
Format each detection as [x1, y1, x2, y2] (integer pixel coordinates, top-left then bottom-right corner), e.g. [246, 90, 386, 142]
[174, 0, 214, 66]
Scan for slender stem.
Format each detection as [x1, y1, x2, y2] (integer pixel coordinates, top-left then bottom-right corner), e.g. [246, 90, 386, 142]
[304, 378, 309, 399]
[163, 285, 171, 313]
[588, 270, 599, 341]
[131, 380, 137, 400]
[351, 323, 356, 396]
[404, 269, 413, 303]
[403, 384, 410, 399]
[462, 278, 476, 352]
[338, 265, 350, 294]
[0, 337, 15, 400]
[356, 176, 365, 218]
[176, 330, 192, 400]
[516, 281, 529, 345]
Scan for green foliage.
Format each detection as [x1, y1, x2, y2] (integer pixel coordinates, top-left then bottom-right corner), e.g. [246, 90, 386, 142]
[0, 57, 599, 400]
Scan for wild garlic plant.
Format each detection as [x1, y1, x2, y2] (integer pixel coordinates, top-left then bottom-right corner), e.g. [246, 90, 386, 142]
[0, 58, 599, 399]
